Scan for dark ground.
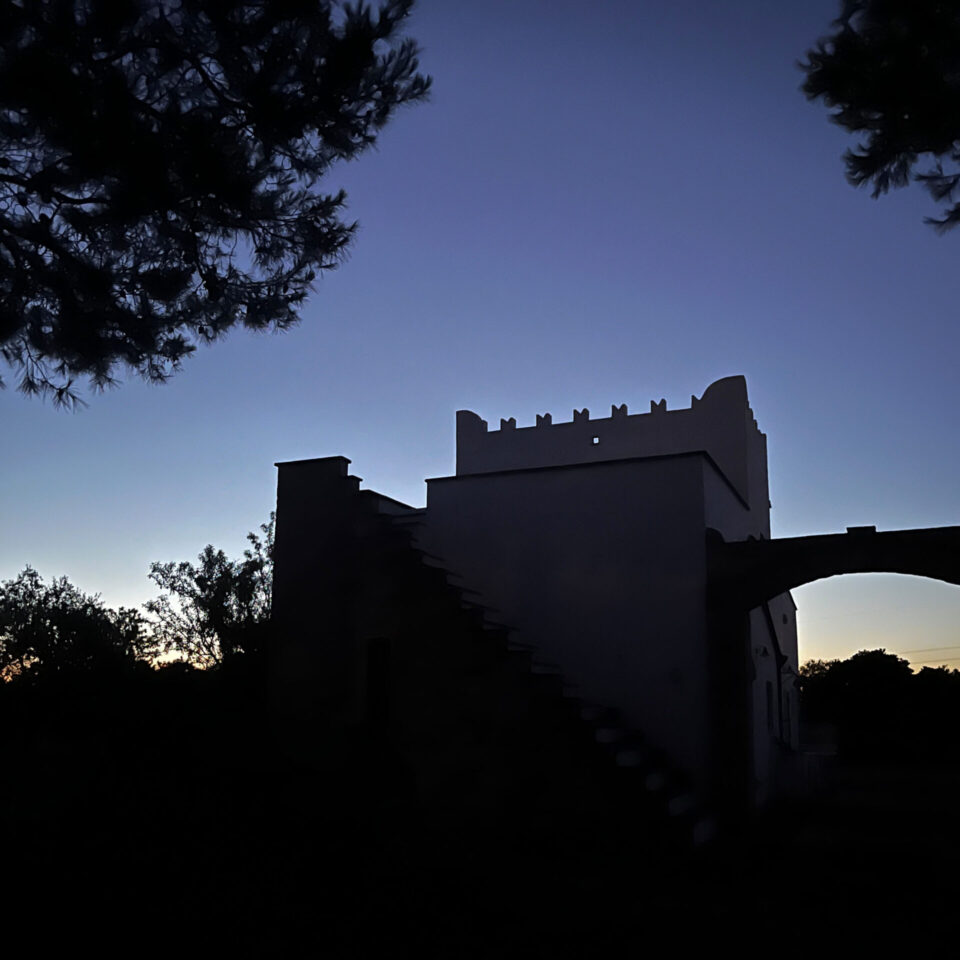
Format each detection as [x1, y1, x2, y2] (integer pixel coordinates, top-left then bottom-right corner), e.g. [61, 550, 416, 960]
[3, 671, 957, 956]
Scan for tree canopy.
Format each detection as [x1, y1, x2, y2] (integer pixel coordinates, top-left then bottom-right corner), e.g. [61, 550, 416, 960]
[146, 513, 274, 668]
[801, 0, 960, 230]
[0, 1, 430, 405]
[0, 565, 152, 680]
[800, 648, 960, 762]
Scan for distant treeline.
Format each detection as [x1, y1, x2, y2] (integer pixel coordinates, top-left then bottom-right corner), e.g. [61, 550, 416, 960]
[800, 649, 960, 764]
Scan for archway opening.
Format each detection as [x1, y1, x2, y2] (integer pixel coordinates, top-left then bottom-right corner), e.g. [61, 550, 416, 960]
[793, 572, 960, 669]
[790, 573, 960, 772]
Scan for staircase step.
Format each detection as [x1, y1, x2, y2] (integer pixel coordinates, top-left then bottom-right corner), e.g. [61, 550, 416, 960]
[614, 747, 648, 768]
[580, 704, 619, 724]
[459, 598, 492, 612]
[594, 727, 625, 745]
[530, 660, 561, 675]
[667, 792, 696, 817]
[644, 771, 667, 792]
[506, 638, 536, 651]
[691, 817, 716, 846]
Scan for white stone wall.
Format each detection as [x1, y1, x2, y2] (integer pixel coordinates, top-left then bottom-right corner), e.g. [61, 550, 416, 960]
[429, 378, 797, 801]
[767, 592, 800, 751]
[423, 453, 720, 789]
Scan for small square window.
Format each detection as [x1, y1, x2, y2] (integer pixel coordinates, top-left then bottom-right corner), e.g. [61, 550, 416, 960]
[591, 436, 599, 445]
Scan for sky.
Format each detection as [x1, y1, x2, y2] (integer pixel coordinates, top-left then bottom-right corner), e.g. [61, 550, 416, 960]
[4, 0, 960, 668]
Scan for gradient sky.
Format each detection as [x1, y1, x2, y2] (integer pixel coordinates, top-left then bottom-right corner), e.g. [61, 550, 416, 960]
[4, 0, 960, 668]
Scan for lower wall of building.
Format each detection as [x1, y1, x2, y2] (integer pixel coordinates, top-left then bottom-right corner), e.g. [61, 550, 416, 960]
[422, 455, 714, 790]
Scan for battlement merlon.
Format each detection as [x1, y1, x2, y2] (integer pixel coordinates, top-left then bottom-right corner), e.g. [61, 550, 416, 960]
[454, 376, 769, 516]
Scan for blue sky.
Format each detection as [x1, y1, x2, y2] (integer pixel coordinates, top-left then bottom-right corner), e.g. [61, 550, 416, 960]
[4, 0, 960, 667]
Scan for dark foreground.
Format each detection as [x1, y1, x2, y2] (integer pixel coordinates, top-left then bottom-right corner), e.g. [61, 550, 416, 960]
[3, 672, 957, 955]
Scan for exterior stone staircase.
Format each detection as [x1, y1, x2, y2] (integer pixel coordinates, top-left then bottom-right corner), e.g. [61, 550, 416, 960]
[381, 499, 716, 848]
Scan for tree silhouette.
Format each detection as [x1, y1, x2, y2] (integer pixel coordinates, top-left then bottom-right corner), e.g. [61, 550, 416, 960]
[147, 513, 273, 668]
[801, 0, 960, 230]
[799, 648, 960, 762]
[0, 565, 153, 680]
[0, 1, 430, 405]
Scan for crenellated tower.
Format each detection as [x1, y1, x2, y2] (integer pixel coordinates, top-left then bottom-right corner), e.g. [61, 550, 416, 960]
[455, 375, 770, 537]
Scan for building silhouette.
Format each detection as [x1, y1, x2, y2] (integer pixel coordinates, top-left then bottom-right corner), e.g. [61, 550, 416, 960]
[270, 377, 808, 833]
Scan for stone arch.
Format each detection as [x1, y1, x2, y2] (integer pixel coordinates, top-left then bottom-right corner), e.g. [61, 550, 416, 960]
[705, 524, 960, 819]
[707, 525, 960, 613]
